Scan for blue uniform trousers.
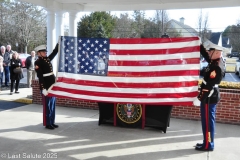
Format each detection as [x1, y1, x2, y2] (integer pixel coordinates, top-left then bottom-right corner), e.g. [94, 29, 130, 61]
[200, 102, 217, 150]
[42, 95, 56, 126]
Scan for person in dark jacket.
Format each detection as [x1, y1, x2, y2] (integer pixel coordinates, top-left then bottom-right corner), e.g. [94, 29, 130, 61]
[193, 43, 224, 151]
[34, 44, 59, 130]
[25, 51, 37, 88]
[10, 52, 24, 95]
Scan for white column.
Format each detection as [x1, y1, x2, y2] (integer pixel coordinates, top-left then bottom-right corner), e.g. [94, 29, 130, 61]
[56, 11, 65, 42]
[69, 11, 78, 37]
[47, 10, 57, 74]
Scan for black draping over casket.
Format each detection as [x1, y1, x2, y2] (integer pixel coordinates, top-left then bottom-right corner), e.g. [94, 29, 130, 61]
[98, 102, 172, 133]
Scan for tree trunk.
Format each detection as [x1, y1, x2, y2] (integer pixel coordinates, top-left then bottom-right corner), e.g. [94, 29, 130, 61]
[24, 45, 28, 53]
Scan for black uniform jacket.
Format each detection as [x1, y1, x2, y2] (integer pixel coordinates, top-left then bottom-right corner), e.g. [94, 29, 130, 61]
[34, 45, 58, 91]
[198, 45, 224, 104]
[10, 58, 24, 80]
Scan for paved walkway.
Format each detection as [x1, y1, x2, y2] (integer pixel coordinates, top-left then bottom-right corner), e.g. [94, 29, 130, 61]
[0, 88, 240, 160]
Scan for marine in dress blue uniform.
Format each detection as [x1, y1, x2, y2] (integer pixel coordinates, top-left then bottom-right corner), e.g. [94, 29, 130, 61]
[193, 43, 224, 151]
[34, 44, 59, 130]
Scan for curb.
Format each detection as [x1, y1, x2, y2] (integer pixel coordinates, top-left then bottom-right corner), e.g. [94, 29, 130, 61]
[14, 98, 32, 104]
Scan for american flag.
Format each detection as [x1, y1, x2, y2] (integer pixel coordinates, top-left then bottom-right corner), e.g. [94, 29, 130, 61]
[48, 36, 200, 105]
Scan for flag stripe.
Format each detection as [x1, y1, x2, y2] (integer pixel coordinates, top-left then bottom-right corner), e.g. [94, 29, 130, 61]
[48, 90, 194, 105]
[52, 82, 198, 93]
[109, 46, 199, 55]
[57, 72, 199, 83]
[110, 37, 200, 44]
[108, 58, 200, 66]
[50, 86, 198, 99]
[107, 70, 199, 77]
[110, 40, 199, 50]
[58, 76, 198, 88]
[109, 52, 199, 61]
[108, 64, 199, 72]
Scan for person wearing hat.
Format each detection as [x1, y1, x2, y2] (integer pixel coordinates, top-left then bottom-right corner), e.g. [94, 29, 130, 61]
[34, 43, 59, 130]
[193, 43, 224, 151]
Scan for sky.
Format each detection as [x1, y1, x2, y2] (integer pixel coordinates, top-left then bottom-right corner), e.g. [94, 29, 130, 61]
[65, 7, 240, 32]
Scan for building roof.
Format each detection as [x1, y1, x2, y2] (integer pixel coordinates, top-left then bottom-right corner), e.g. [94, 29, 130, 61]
[168, 19, 198, 37]
[222, 37, 229, 45]
[209, 32, 221, 44]
[222, 37, 231, 48]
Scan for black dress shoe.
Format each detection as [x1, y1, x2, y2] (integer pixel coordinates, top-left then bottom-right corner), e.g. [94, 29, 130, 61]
[52, 124, 59, 128]
[195, 143, 203, 147]
[15, 91, 20, 94]
[195, 146, 214, 151]
[45, 125, 55, 130]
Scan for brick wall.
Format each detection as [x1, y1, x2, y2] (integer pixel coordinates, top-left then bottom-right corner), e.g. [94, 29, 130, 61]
[32, 80, 240, 125]
[171, 89, 240, 125]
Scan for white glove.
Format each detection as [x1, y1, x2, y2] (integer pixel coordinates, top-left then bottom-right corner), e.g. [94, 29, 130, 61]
[193, 97, 201, 106]
[42, 89, 48, 96]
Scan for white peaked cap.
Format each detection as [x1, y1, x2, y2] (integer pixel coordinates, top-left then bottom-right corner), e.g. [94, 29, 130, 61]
[203, 40, 223, 51]
[34, 45, 47, 52]
[208, 43, 223, 51]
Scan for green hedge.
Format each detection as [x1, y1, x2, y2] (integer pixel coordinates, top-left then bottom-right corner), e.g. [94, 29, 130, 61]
[198, 80, 240, 89]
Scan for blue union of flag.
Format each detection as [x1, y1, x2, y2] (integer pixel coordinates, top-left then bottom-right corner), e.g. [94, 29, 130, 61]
[58, 36, 109, 76]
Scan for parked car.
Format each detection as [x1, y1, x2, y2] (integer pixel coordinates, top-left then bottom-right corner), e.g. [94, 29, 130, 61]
[18, 53, 29, 68]
[200, 57, 226, 77]
[235, 59, 240, 78]
[221, 57, 226, 77]
[227, 52, 239, 58]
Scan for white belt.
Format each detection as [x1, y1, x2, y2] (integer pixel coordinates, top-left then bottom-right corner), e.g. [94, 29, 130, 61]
[43, 72, 54, 77]
[202, 79, 219, 87]
[202, 79, 207, 85]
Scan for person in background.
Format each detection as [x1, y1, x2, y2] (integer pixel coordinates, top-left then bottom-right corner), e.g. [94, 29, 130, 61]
[35, 44, 59, 130]
[6, 45, 14, 60]
[25, 51, 37, 88]
[193, 43, 224, 151]
[10, 52, 24, 95]
[0, 46, 10, 87]
[0, 55, 3, 92]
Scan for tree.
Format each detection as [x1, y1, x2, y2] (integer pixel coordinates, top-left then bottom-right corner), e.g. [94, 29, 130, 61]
[197, 10, 210, 42]
[141, 10, 181, 38]
[131, 10, 145, 37]
[10, 1, 46, 53]
[141, 18, 159, 38]
[0, 0, 46, 53]
[112, 13, 135, 38]
[223, 22, 240, 52]
[154, 10, 168, 37]
[77, 11, 116, 38]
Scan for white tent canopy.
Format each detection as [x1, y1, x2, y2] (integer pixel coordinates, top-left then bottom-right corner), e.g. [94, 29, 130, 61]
[19, 0, 240, 11]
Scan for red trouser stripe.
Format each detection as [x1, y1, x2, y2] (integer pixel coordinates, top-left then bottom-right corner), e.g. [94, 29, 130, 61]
[42, 95, 46, 126]
[205, 104, 209, 149]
